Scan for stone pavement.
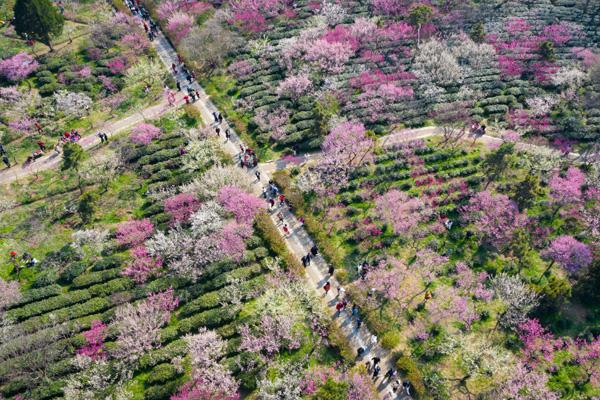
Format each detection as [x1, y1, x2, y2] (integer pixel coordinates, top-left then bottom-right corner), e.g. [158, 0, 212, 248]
[0, 95, 183, 185]
[151, 27, 411, 400]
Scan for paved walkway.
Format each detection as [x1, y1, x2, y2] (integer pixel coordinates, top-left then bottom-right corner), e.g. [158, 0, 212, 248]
[150, 26, 408, 400]
[0, 95, 184, 184]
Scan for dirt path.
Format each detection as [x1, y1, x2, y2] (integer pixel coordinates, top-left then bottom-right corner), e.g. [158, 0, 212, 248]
[151, 30, 409, 400]
[0, 95, 184, 185]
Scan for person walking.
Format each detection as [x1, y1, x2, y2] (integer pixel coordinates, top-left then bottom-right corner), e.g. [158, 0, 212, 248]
[370, 334, 378, 347]
[383, 367, 396, 384]
[225, 129, 231, 142]
[356, 317, 362, 329]
[372, 356, 381, 367]
[301, 255, 307, 268]
[372, 365, 381, 380]
[2, 154, 10, 168]
[311, 245, 318, 256]
[37, 141, 46, 152]
[305, 252, 311, 265]
[328, 265, 334, 276]
[277, 211, 284, 225]
[0, 143, 5, 155]
[335, 301, 344, 315]
[213, 112, 219, 123]
[218, 113, 223, 124]
[282, 224, 290, 236]
[269, 198, 275, 209]
[337, 286, 345, 299]
[176, 81, 181, 91]
[215, 127, 221, 136]
[255, 170, 261, 181]
[278, 194, 285, 207]
[323, 281, 331, 295]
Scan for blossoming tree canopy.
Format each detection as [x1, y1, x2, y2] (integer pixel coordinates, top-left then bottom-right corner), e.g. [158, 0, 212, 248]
[0, 52, 39, 82]
[130, 123, 161, 145]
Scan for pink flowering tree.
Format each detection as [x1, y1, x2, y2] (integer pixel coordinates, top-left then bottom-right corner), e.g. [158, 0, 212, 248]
[375, 190, 431, 241]
[122, 246, 163, 284]
[217, 186, 265, 224]
[130, 123, 161, 145]
[549, 167, 585, 216]
[303, 39, 354, 73]
[120, 32, 150, 55]
[0, 52, 39, 82]
[461, 191, 526, 251]
[540, 235, 592, 280]
[157, 1, 179, 20]
[167, 12, 194, 43]
[276, 73, 312, 101]
[496, 361, 559, 400]
[322, 121, 374, 168]
[115, 219, 154, 247]
[114, 288, 179, 362]
[76, 320, 108, 360]
[171, 381, 240, 400]
[164, 193, 202, 226]
[453, 262, 493, 301]
[107, 57, 128, 75]
[218, 222, 253, 261]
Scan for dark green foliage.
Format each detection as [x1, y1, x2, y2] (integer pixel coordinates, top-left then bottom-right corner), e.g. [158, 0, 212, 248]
[78, 191, 98, 224]
[511, 174, 543, 211]
[539, 40, 556, 61]
[146, 363, 179, 385]
[58, 261, 88, 284]
[311, 378, 349, 399]
[13, 0, 64, 49]
[470, 22, 485, 43]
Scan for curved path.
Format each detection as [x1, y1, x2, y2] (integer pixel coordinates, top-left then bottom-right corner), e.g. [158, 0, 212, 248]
[0, 95, 184, 185]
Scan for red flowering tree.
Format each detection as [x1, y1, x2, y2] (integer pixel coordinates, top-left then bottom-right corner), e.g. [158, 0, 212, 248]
[217, 186, 265, 224]
[76, 320, 108, 360]
[164, 193, 201, 225]
[122, 246, 163, 284]
[130, 123, 161, 145]
[115, 219, 154, 247]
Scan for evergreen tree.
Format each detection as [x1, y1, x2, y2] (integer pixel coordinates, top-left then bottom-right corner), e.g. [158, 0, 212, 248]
[13, 0, 64, 51]
[470, 22, 486, 43]
[61, 142, 87, 194]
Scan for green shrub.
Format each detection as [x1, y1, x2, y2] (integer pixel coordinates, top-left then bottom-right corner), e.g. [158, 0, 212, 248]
[8, 284, 62, 309]
[146, 363, 179, 385]
[381, 330, 401, 350]
[31, 268, 60, 288]
[396, 355, 426, 398]
[144, 381, 180, 400]
[139, 339, 188, 369]
[6, 289, 92, 321]
[92, 254, 127, 271]
[71, 268, 122, 289]
[59, 261, 88, 284]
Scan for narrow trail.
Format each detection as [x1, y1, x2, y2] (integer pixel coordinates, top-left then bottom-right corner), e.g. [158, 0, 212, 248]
[151, 27, 409, 400]
[0, 95, 184, 185]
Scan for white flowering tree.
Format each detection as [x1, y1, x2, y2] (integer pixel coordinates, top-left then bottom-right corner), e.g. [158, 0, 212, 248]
[54, 90, 93, 118]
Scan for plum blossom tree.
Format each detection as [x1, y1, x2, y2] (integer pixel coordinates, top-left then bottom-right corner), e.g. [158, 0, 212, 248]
[496, 362, 558, 400]
[125, 58, 167, 89]
[164, 193, 202, 226]
[120, 32, 150, 55]
[182, 165, 251, 200]
[70, 229, 109, 261]
[540, 235, 592, 279]
[490, 273, 538, 330]
[303, 39, 355, 73]
[130, 122, 161, 145]
[115, 219, 154, 247]
[114, 289, 178, 362]
[157, 1, 179, 20]
[375, 189, 431, 239]
[181, 137, 223, 172]
[453, 262, 493, 301]
[218, 222, 252, 261]
[276, 73, 312, 100]
[0, 52, 39, 82]
[54, 91, 93, 118]
[461, 191, 526, 251]
[239, 313, 302, 358]
[122, 246, 163, 284]
[549, 167, 585, 213]
[167, 12, 194, 43]
[217, 186, 265, 224]
[180, 328, 239, 396]
[76, 320, 107, 360]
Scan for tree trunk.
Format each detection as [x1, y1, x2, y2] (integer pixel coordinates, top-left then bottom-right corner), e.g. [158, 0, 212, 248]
[536, 260, 555, 283]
